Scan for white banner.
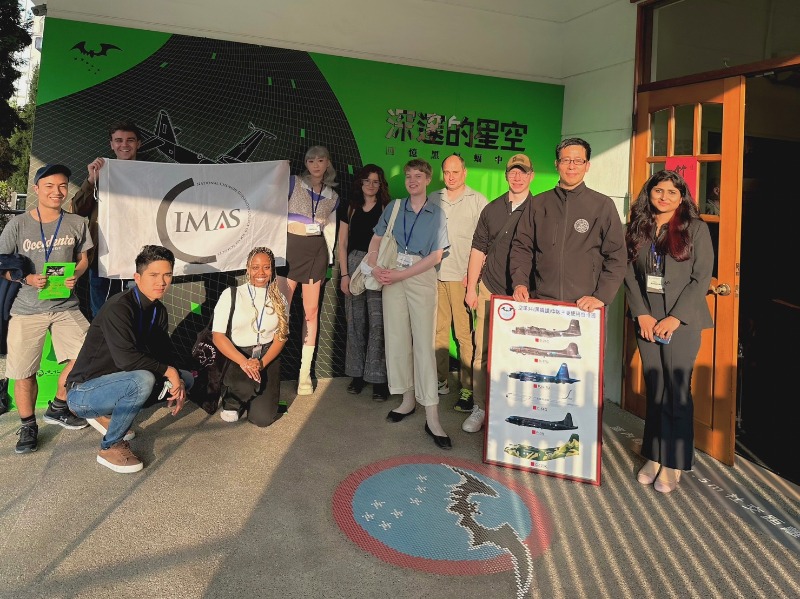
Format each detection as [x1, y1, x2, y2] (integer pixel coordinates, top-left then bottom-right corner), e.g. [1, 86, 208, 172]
[98, 159, 289, 278]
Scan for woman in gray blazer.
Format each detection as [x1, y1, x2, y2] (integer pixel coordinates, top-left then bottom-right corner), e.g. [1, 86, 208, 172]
[624, 170, 714, 493]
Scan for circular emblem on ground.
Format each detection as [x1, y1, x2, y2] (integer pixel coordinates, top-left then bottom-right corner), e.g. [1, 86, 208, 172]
[333, 456, 552, 596]
[573, 218, 589, 233]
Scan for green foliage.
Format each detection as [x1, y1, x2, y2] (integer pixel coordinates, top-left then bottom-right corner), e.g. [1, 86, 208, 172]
[0, 179, 14, 230]
[0, 0, 32, 137]
[3, 64, 37, 193]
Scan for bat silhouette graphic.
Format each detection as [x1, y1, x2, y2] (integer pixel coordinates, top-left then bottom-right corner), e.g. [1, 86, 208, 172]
[446, 466, 533, 599]
[71, 42, 122, 57]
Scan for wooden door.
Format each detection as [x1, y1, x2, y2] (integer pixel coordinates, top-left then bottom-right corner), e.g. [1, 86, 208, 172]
[624, 77, 744, 465]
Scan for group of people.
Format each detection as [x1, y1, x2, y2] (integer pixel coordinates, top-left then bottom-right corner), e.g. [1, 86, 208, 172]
[0, 122, 714, 493]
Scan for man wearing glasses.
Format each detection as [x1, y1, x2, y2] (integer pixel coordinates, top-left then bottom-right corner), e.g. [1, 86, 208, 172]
[510, 138, 626, 313]
[428, 154, 487, 412]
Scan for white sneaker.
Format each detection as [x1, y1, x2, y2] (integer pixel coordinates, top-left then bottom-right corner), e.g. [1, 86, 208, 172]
[437, 380, 450, 395]
[462, 407, 485, 433]
[220, 409, 240, 422]
[86, 416, 135, 441]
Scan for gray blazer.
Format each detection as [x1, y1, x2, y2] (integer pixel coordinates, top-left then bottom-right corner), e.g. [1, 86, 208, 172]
[624, 218, 714, 330]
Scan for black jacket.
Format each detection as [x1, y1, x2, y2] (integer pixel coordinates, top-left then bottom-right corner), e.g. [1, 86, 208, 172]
[67, 287, 176, 385]
[624, 219, 714, 329]
[0, 253, 29, 355]
[510, 183, 627, 305]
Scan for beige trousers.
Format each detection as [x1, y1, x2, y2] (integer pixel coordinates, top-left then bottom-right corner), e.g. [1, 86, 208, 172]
[471, 280, 493, 407]
[435, 280, 474, 390]
[382, 264, 439, 406]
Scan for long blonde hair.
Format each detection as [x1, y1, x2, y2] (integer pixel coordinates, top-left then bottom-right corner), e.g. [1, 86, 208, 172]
[246, 247, 288, 343]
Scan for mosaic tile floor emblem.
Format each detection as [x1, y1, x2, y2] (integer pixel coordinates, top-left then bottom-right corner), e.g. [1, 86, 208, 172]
[333, 456, 553, 599]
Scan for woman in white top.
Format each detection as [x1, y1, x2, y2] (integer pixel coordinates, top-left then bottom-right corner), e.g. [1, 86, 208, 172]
[212, 247, 289, 426]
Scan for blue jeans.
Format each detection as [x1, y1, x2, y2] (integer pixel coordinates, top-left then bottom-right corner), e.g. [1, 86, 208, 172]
[67, 369, 194, 449]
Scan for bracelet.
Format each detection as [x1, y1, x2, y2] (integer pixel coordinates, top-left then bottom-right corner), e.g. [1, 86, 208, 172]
[341, 273, 350, 278]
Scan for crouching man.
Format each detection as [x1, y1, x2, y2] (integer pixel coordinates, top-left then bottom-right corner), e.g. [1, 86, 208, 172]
[66, 245, 193, 473]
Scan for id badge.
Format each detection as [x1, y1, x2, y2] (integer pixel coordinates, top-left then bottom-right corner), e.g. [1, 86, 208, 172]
[396, 252, 413, 268]
[251, 344, 263, 359]
[305, 223, 321, 235]
[646, 275, 665, 293]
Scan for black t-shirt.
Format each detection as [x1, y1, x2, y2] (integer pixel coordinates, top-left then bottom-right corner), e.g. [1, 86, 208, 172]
[339, 203, 383, 253]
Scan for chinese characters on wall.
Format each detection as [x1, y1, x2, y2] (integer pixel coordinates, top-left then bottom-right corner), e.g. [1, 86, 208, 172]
[385, 109, 529, 164]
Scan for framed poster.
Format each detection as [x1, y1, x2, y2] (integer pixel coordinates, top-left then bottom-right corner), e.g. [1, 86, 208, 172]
[483, 297, 604, 485]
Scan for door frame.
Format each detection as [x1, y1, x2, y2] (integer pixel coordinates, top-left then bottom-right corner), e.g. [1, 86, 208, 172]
[624, 77, 744, 465]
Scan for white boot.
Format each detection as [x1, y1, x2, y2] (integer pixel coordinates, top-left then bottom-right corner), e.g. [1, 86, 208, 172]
[297, 345, 315, 395]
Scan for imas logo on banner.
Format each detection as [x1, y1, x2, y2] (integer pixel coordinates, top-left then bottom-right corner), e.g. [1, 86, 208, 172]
[157, 178, 251, 265]
[99, 159, 289, 278]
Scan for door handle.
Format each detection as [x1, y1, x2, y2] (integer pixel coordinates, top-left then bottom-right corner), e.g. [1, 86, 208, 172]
[710, 283, 731, 296]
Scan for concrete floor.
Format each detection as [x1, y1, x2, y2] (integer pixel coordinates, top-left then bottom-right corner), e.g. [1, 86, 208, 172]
[1, 377, 798, 599]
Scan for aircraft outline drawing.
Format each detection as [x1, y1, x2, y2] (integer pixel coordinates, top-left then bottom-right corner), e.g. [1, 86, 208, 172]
[512, 319, 581, 338]
[505, 413, 578, 431]
[509, 363, 580, 384]
[509, 342, 581, 359]
[138, 110, 277, 164]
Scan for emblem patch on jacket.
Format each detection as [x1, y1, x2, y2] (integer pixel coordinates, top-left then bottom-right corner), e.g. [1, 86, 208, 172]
[573, 219, 589, 233]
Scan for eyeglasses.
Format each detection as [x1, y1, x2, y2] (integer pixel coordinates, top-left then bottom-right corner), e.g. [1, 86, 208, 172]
[557, 158, 587, 166]
[362, 179, 381, 186]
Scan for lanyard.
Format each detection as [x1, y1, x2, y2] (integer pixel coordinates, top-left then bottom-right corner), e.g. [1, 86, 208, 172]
[649, 243, 663, 274]
[133, 288, 157, 337]
[309, 185, 326, 221]
[402, 198, 427, 252]
[247, 284, 269, 344]
[36, 208, 64, 262]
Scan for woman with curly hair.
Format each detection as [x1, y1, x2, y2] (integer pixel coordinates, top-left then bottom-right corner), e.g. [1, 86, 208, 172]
[212, 247, 289, 426]
[338, 164, 391, 400]
[624, 170, 714, 493]
[277, 145, 339, 396]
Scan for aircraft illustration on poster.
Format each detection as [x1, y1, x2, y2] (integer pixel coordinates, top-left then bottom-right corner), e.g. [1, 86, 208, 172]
[508, 363, 580, 384]
[510, 342, 581, 359]
[139, 110, 277, 164]
[512, 319, 581, 337]
[505, 413, 578, 431]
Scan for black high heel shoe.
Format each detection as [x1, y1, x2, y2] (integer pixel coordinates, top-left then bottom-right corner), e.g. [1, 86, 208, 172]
[386, 406, 415, 422]
[425, 423, 452, 450]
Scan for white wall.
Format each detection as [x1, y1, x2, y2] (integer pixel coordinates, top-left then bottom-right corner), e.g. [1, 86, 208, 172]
[560, 1, 638, 404]
[45, 0, 639, 403]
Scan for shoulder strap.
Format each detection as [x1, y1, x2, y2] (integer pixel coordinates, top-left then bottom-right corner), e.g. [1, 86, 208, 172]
[288, 175, 296, 198]
[226, 285, 237, 337]
[385, 199, 402, 233]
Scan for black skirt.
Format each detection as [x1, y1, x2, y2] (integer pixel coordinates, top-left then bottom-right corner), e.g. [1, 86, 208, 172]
[277, 233, 328, 283]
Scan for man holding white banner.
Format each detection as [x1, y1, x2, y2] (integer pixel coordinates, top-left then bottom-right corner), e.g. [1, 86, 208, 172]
[72, 121, 142, 316]
[98, 159, 289, 278]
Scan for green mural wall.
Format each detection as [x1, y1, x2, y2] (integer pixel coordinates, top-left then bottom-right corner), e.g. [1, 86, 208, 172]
[15, 17, 564, 405]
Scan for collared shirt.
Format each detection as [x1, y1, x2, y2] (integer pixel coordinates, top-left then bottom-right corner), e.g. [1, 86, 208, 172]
[428, 185, 488, 281]
[471, 192, 532, 295]
[374, 198, 449, 257]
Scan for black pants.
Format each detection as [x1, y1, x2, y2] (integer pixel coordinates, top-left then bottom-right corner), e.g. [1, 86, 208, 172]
[637, 294, 700, 470]
[222, 346, 281, 427]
